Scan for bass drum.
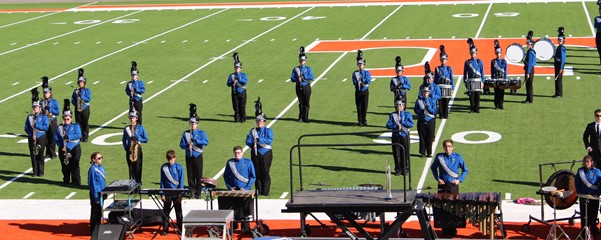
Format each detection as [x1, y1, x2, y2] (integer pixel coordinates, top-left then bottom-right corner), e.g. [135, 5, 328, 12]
[506, 43, 525, 64]
[533, 38, 556, 61]
[544, 170, 577, 210]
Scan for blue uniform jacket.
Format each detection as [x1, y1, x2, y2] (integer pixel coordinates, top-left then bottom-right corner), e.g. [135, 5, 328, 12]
[575, 167, 601, 195]
[160, 162, 185, 190]
[463, 58, 485, 80]
[390, 76, 411, 96]
[418, 83, 442, 100]
[125, 80, 146, 102]
[246, 127, 274, 155]
[121, 125, 148, 150]
[179, 129, 209, 158]
[414, 97, 437, 122]
[386, 111, 414, 138]
[227, 72, 248, 94]
[54, 123, 82, 150]
[554, 44, 567, 70]
[352, 69, 371, 92]
[595, 16, 601, 34]
[71, 88, 92, 111]
[524, 48, 537, 74]
[434, 65, 454, 90]
[490, 58, 508, 79]
[291, 65, 314, 87]
[88, 164, 106, 202]
[431, 152, 468, 183]
[224, 157, 256, 190]
[42, 98, 59, 121]
[24, 114, 49, 139]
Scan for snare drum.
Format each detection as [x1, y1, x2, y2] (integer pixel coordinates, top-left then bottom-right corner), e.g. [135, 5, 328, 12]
[533, 38, 556, 61]
[509, 77, 522, 90]
[496, 78, 509, 89]
[483, 78, 496, 89]
[466, 78, 482, 93]
[506, 43, 525, 64]
[439, 84, 452, 99]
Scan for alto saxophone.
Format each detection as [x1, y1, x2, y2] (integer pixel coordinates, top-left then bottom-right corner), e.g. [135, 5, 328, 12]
[76, 89, 84, 112]
[31, 113, 40, 156]
[62, 125, 71, 165]
[128, 125, 139, 162]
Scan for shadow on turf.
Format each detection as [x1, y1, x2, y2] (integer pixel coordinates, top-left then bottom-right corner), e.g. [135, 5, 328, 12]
[88, 124, 123, 130]
[9, 222, 89, 236]
[0, 151, 29, 157]
[297, 164, 383, 174]
[278, 117, 358, 127]
[0, 169, 87, 189]
[492, 179, 539, 187]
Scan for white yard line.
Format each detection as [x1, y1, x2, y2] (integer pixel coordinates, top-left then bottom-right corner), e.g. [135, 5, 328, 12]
[22, 192, 35, 199]
[0, 9, 227, 105]
[280, 192, 289, 199]
[64, 192, 76, 199]
[0, 158, 52, 190]
[474, 2, 492, 39]
[0, 10, 143, 57]
[583, 0, 595, 36]
[0, 2, 98, 30]
[416, 77, 463, 192]
[212, 5, 404, 181]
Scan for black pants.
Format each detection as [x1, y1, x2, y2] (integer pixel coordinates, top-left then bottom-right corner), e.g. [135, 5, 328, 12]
[163, 196, 183, 234]
[438, 183, 460, 235]
[45, 118, 57, 158]
[75, 106, 90, 141]
[125, 149, 143, 183]
[592, 150, 601, 169]
[554, 64, 563, 97]
[355, 90, 369, 125]
[186, 154, 203, 194]
[296, 84, 311, 122]
[132, 99, 143, 125]
[596, 33, 601, 64]
[231, 92, 247, 123]
[493, 87, 505, 109]
[90, 193, 102, 235]
[439, 98, 450, 119]
[580, 198, 600, 240]
[28, 135, 46, 176]
[251, 150, 272, 195]
[525, 70, 534, 103]
[391, 135, 410, 175]
[468, 92, 480, 112]
[417, 118, 435, 156]
[60, 144, 81, 184]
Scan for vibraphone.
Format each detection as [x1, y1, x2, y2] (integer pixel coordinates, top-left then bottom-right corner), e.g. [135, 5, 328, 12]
[416, 192, 505, 239]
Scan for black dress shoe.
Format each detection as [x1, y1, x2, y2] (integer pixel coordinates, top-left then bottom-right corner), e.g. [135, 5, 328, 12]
[522, 101, 531, 104]
[161, 231, 167, 236]
[420, 153, 425, 158]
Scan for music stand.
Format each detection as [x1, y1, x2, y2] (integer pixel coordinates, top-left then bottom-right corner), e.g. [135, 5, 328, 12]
[576, 194, 598, 240]
[545, 189, 571, 240]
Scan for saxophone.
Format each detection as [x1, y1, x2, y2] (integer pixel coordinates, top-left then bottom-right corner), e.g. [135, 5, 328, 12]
[62, 124, 71, 165]
[31, 113, 40, 156]
[76, 89, 84, 112]
[128, 124, 139, 162]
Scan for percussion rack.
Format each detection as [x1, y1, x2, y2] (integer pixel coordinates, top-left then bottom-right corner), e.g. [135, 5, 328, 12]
[522, 160, 581, 232]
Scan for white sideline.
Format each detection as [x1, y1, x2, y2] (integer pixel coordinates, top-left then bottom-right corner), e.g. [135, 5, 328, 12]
[474, 2, 493, 39]
[0, 10, 143, 57]
[583, 0, 595, 36]
[0, 9, 226, 105]
[211, 5, 405, 180]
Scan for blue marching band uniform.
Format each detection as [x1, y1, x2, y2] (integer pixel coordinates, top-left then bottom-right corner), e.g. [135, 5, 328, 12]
[122, 109, 148, 183]
[88, 155, 106, 235]
[491, 40, 508, 110]
[222, 151, 256, 231]
[434, 45, 453, 119]
[72, 68, 92, 142]
[126, 61, 146, 125]
[228, 52, 248, 123]
[291, 46, 315, 123]
[415, 87, 437, 158]
[245, 114, 274, 196]
[386, 100, 414, 175]
[25, 93, 49, 177]
[463, 38, 484, 113]
[523, 31, 537, 104]
[353, 50, 371, 126]
[179, 106, 208, 198]
[160, 155, 185, 235]
[431, 148, 468, 237]
[575, 158, 601, 240]
[554, 27, 567, 98]
[55, 100, 83, 185]
[41, 77, 59, 159]
[594, 8, 601, 65]
[390, 56, 411, 104]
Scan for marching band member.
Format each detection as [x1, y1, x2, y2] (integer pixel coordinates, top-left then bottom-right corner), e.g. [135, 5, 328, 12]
[554, 27, 567, 98]
[419, 62, 442, 101]
[227, 53, 248, 123]
[41, 77, 59, 159]
[415, 87, 437, 158]
[386, 100, 414, 175]
[352, 50, 371, 126]
[463, 38, 484, 113]
[431, 139, 468, 237]
[434, 45, 454, 119]
[160, 150, 185, 236]
[25, 89, 49, 177]
[222, 145, 256, 231]
[72, 68, 91, 142]
[523, 31, 537, 104]
[88, 152, 106, 235]
[491, 40, 508, 110]
[594, 7, 601, 65]
[55, 100, 82, 185]
[179, 104, 208, 198]
[575, 155, 601, 240]
[390, 56, 411, 104]
[245, 113, 273, 196]
[583, 109, 601, 167]
[125, 61, 145, 125]
[291, 46, 314, 123]
[122, 108, 148, 183]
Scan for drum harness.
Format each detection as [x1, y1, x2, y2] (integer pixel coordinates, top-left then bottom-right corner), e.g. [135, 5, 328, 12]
[467, 59, 482, 79]
[493, 59, 505, 78]
[436, 66, 452, 85]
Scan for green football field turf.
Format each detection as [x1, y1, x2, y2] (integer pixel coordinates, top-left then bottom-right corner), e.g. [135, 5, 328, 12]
[0, 0, 599, 200]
